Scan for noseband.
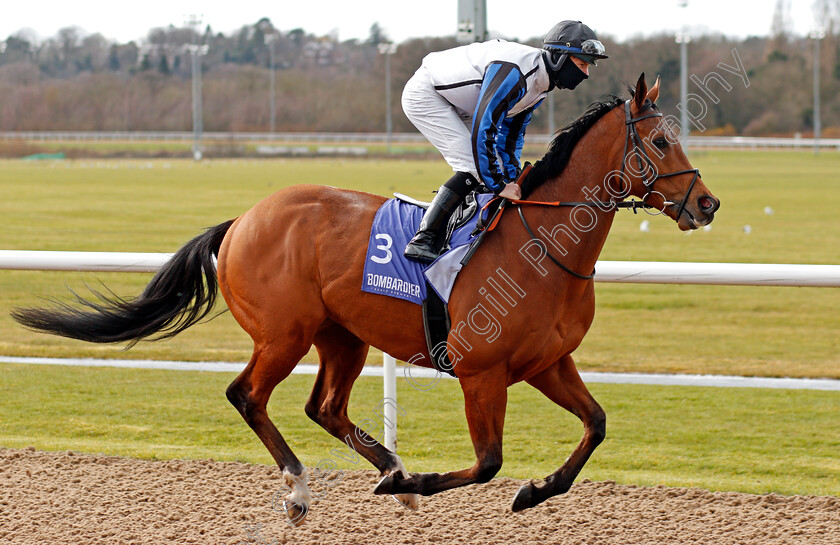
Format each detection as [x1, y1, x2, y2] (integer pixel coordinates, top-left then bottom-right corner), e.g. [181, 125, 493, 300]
[512, 99, 702, 280]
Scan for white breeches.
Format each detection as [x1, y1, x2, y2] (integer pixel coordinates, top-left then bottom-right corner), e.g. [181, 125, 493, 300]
[401, 67, 479, 180]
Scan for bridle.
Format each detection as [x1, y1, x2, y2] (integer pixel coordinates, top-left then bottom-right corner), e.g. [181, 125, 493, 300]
[512, 99, 702, 280]
[620, 99, 701, 223]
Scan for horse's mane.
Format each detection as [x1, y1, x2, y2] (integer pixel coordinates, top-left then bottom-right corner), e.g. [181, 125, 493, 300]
[521, 86, 651, 198]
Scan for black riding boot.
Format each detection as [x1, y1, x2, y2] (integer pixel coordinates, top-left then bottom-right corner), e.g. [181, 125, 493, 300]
[404, 185, 464, 263]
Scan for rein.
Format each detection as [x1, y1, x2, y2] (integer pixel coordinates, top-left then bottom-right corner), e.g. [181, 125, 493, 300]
[515, 206, 596, 280]
[480, 99, 702, 280]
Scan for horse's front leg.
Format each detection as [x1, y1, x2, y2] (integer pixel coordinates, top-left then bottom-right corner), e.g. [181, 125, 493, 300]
[374, 368, 507, 496]
[511, 354, 606, 511]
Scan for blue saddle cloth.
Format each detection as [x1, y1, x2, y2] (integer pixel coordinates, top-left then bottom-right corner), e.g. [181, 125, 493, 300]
[362, 195, 493, 305]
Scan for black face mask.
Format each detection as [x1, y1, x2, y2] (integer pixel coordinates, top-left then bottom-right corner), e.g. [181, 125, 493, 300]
[553, 57, 589, 90]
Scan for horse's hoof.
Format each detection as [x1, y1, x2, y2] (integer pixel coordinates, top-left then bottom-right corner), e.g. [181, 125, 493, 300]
[391, 492, 420, 510]
[374, 473, 396, 495]
[511, 482, 536, 512]
[283, 500, 309, 526]
[379, 460, 419, 508]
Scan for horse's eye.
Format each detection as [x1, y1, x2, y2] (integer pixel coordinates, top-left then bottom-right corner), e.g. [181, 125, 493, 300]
[653, 137, 669, 149]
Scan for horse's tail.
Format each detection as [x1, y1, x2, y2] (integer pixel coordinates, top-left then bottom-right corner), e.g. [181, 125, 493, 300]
[11, 219, 236, 346]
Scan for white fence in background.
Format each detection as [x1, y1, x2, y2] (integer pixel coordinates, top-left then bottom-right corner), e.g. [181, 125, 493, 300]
[0, 251, 172, 273]
[2, 251, 839, 287]
[3, 131, 840, 150]
[2, 250, 839, 452]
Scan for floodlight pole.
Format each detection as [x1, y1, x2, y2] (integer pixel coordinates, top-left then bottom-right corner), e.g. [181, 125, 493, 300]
[187, 44, 209, 160]
[810, 29, 824, 155]
[186, 15, 207, 161]
[457, 0, 487, 43]
[265, 33, 277, 134]
[676, 0, 690, 148]
[378, 43, 398, 153]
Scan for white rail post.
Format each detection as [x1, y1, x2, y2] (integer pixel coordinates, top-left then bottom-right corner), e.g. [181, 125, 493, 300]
[383, 353, 397, 452]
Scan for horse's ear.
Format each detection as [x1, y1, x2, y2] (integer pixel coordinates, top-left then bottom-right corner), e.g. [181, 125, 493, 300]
[633, 73, 647, 110]
[646, 75, 661, 104]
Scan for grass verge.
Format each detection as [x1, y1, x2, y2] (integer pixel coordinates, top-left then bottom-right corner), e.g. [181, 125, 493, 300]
[0, 363, 837, 496]
[1, 152, 839, 377]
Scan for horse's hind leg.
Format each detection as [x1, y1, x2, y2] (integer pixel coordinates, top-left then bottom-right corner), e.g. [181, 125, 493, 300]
[226, 338, 314, 525]
[306, 321, 419, 509]
[511, 354, 606, 512]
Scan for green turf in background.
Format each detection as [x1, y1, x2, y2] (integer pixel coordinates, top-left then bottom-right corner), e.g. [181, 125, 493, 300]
[1, 153, 838, 377]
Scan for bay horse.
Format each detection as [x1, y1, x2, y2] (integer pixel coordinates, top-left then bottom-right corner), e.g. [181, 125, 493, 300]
[12, 74, 719, 524]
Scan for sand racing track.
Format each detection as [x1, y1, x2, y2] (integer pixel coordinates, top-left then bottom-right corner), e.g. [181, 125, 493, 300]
[1, 448, 838, 544]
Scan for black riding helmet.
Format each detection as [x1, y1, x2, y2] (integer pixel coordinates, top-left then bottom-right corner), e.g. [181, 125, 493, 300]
[543, 21, 608, 88]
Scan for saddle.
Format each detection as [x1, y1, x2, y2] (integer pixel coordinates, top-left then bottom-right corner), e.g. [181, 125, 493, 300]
[389, 191, 485, 378]
[393, 190, 480, 254]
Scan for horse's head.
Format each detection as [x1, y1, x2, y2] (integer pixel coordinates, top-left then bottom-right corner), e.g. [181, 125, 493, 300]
[615, 73, 720, 230]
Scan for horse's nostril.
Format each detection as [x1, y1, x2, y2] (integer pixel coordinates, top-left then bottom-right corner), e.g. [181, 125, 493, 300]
[699, 196, 717, 211]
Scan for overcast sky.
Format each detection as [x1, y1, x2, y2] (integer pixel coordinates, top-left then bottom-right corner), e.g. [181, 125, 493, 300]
[1, 1, 824, 45]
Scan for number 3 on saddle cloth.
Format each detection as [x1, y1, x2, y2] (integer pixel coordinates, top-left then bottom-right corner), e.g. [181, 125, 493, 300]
[362, 192, 495, 377]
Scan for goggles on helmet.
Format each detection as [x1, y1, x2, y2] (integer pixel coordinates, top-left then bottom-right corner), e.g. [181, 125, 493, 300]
[544, 39, 607, 65]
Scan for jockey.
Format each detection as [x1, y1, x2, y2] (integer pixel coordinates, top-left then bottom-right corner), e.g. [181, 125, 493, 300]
[402, 20, 608, 263]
